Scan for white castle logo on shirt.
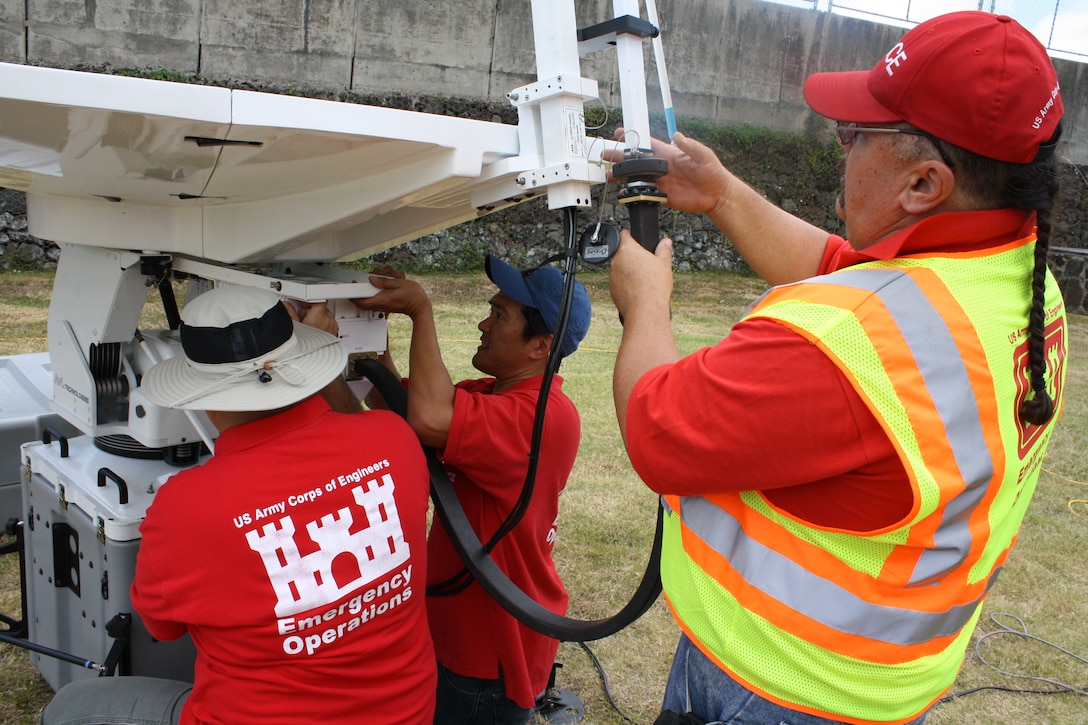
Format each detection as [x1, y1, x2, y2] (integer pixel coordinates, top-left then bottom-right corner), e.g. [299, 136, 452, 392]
[245, 474, 410, 617]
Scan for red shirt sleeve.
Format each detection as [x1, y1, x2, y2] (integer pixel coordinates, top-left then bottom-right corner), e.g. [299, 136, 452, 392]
[625, 317, 912, 531]
[131, 477, 192, 642]
[441, 381, 541, 505]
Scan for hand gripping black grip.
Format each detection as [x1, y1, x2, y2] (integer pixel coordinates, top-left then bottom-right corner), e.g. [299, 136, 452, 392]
[613, 155, 669, 252]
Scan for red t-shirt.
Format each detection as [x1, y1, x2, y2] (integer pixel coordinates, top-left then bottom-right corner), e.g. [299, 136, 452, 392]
[626, 209, 1035, 532]
[427, 376, 578, 708]
[132, 396, 436, 724]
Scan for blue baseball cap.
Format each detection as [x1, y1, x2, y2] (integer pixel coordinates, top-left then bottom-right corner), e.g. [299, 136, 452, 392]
[484, 254, 591, 358]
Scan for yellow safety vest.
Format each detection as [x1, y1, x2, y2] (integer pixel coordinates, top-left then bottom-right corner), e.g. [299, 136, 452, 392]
[660, 236, 1067, 723]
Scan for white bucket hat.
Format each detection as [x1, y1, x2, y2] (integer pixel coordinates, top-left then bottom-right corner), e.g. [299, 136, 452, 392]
[141, 285, 347, 411]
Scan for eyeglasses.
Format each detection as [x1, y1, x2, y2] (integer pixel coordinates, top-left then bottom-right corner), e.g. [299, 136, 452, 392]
[835, 123, 956, 168]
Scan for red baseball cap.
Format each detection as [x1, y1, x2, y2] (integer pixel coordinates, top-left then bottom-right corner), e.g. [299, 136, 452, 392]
[803, 12, 1063, 164]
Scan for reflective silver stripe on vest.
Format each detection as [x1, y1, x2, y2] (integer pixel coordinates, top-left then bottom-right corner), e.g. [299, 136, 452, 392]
[680, 495, 1000, 645]
[685, 268, 1001, 642]
[806, 269, 995, 586]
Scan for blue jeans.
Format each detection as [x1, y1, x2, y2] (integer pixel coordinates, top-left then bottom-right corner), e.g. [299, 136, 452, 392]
[662, 634, 928, 725]
[38, 676, 191, 725]
[433, 662, 533, 725]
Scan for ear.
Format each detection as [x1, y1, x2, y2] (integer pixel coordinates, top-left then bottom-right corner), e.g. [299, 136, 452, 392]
[205, 410, 227, 432]
[898, 159, 956, 215]
[527, 333, 554, 362]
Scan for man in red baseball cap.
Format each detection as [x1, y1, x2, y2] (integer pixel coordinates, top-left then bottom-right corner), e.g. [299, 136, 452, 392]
[607, 11, 1067, 724]
[804, 11, 1062, 165]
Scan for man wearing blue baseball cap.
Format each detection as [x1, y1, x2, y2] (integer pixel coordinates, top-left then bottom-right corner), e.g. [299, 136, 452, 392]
[349, 255, 591, 725]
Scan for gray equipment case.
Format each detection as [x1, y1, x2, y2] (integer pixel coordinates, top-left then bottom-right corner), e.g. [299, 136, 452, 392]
[20, 433, 196, 691]
[0, 353, 78, 525]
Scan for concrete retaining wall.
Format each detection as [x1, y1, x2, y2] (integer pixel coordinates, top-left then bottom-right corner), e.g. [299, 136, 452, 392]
[1, 0, 1085, 163]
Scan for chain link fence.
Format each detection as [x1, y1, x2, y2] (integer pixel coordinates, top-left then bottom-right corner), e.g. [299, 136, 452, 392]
[765, 0, 1087, 61]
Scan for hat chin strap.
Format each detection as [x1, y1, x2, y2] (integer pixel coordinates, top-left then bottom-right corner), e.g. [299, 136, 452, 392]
[268, 359, 306, 386]
[167, 337, 339, 408]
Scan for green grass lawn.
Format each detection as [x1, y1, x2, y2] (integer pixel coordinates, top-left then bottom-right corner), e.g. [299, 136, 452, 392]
[1, 269, 1087, 724]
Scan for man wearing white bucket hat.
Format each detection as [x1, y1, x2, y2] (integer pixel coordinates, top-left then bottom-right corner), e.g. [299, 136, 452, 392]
[41, 285, 436, 725]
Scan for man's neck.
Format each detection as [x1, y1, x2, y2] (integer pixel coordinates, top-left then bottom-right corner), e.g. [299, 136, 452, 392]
[491, 365, 548, 394]
[205, 405, 290, 433]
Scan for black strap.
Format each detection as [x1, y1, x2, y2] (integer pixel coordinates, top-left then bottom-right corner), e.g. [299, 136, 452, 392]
[1034, 121, 1063, 161]
[101, 613, 132, 676]
[355, 358, 663, 641]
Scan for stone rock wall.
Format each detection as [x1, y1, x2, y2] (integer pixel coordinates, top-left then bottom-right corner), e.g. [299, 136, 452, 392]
[1051, 248, 1088, 314]
[5, 142, 1088, 314]
[0, 189, 60, 271]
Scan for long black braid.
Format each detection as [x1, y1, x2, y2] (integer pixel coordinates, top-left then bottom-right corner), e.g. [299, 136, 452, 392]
[942, 130, 1062, 425]
[1020, 199, 1057, 425]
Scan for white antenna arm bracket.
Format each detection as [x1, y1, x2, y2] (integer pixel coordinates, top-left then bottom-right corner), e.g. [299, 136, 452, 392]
[170, 256, 390, 361]
[513, 0, 603, 211]
[506, 74, 602, 211]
